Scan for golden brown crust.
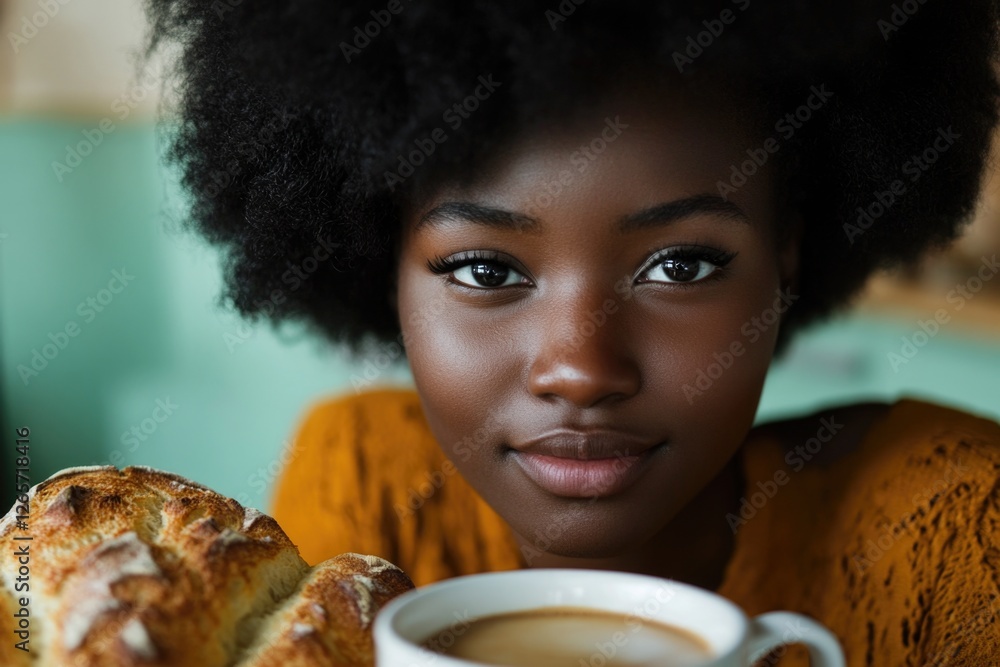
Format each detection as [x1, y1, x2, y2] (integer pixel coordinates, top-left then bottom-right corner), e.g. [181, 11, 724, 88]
[240, 553, 416, 667]
[0, 466, 414, 667]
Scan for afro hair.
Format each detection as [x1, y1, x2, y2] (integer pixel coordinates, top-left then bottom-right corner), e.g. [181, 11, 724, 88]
[144, 0, 1000, 358]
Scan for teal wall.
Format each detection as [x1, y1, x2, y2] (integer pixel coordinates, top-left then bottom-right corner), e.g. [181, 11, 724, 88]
[3, 118, 999, 512]
[0, 119, 413, 511]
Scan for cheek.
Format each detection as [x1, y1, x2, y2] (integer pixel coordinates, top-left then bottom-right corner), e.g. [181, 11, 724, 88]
[669, 324, 773, 459]
[397, 273, 510, 457]
[671, 288, 782, 401]
[402, 302, 496, 398]
[642, 254, 784, 452]
[403, 315, 515, 493]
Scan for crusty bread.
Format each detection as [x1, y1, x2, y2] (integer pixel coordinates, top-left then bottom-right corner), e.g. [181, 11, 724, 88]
[0, 466, 414, 666]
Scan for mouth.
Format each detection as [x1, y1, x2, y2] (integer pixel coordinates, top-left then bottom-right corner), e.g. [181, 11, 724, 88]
[508, 431, 665, 498]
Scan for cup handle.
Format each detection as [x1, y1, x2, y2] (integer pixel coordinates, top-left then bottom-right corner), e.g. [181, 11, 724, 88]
[745, 611, 846, 667]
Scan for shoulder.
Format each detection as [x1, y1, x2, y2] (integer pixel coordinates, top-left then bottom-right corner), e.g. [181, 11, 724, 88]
[841, 401, 1000, 660]
[272, 386, 447, 566]
[297, 386, 427, 433]
[863, 398, 1000, 474]
[737, 401, 1000, 660]
[748, 401, 893, 469]
[748, 398, 1000, 473]
[276, 386, 443, 504]
[278, 386, 523, 583]
[292, 387, 436, 453]
[290, 385, 445, 476]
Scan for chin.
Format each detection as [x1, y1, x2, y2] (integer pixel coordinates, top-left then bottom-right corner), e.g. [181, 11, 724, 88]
[511, 504, 666, 561]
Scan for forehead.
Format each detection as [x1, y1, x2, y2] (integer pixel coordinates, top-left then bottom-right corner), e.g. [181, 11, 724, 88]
[403, 82, 775, 229]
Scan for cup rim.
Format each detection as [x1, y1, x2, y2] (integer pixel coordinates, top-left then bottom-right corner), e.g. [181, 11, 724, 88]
[373, 567, 748, 665]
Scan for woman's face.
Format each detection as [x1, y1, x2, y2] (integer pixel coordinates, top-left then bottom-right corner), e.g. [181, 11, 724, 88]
[395, 86, 797, 559]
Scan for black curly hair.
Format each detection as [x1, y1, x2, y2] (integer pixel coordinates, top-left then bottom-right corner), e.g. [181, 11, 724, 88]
[144, 0, 1000, 359]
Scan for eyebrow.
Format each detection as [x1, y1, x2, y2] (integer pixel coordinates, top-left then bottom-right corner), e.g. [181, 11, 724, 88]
[619, 194, 749, 231]
[415, 194, 750, 233]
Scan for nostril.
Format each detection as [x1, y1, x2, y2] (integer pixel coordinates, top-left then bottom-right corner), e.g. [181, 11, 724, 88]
[528, 347, 641, 409]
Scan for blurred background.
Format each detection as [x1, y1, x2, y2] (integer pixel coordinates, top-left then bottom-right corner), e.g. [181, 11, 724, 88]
[2, 0, 999, 512]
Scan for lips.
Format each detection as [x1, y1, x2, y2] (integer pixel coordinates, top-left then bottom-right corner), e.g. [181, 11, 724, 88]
[515, 430, 655, 460]
[509, 430, 664, 498]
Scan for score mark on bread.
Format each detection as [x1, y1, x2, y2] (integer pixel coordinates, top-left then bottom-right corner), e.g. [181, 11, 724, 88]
[0, 466, 414, 667]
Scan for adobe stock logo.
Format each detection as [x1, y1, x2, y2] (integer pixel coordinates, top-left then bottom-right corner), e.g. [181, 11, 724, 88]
[716, 84, 834, 200]
[338, 0, 414, 63]
[887, 254, 999, 372]
[50, 68, 161, 182]
[877, 0, 930, 40]
[843, 126, 960, 245]
[522, 116, 629, 220]
[18, 268, 135, 386]
[7, 0, 73, 55]
[671, 0, 752, 73]
[91, 398, 180, 469]
[725, 416, 844, 534]
[682, 287, 798, 405]
[383, 75, 502, 192]
[545, 0, 587, 30]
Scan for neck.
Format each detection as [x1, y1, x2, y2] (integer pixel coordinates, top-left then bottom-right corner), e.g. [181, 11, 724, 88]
[512, 448, 745, 591]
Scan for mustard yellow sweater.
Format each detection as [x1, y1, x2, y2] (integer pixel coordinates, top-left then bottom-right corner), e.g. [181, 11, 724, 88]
[272, 388, 1000, 666]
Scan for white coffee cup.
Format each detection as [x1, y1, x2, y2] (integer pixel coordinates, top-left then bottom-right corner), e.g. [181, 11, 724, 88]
[374, 568, 845, 666]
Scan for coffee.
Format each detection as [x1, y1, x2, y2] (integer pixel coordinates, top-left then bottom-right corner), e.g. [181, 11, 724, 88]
[420, 605, 713, 666]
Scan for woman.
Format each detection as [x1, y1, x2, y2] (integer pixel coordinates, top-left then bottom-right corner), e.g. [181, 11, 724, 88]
[147, 1, 1000, 663]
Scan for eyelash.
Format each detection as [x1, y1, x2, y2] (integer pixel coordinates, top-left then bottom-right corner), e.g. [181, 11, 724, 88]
[427, 246, 737, 290]
[637, 245, 737, 288]
[427, 250, 513, 277]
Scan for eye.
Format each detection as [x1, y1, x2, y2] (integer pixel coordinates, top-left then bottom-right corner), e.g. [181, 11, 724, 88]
[427, 252, 531, 289]
[453, 261, 526, 288]
[637, 246, 736, 285]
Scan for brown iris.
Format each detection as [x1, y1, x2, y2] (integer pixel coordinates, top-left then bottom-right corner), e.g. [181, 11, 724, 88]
[470, 262, 510, 287]
[660, 258, 700, 282]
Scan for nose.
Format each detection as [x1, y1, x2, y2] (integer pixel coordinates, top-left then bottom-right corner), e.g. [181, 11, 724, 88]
[528, 293, 641, 408]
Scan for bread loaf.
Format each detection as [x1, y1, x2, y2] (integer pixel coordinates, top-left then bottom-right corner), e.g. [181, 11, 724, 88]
[0, 465, 414, 666]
